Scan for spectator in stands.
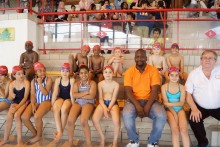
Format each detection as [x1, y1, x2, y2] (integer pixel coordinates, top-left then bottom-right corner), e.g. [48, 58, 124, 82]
[37, 0, 54, 22]
[89, 45, 105, 83]
[114, 0, 123, 9]
[19, 41, 39, 81]
[0, 66, 30, 147]
[107, 47, 124, 77]
[123, 49, 166, 147]
[149, 27, 164, 51]
[21, 1, 29, 13]
[68, 4, 78, 21]
[148, 43, 166, 84]
[165, 43, 188, 84]
[92, 65, 120, 147]
[217, 0, 220, 18]
[51, 63, 74, 142]
[185, 50, 220, 147]
[154, 0, 168, 31]
[21, 62, 52, 144]
[68, 45, 90, 77]
[67, 65, 96, 147]
[0, 66, 12, 112]
[187, 0, 207, 18]
[161, 66, 190, 147]
[54, 1, 68, 22]
[0, 0, 9, 14]
[88, 3, 97, 21]
[79, 0, 94, 10]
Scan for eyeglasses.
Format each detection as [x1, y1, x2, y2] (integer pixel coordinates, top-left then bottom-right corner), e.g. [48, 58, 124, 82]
[201, 57, 216, 61]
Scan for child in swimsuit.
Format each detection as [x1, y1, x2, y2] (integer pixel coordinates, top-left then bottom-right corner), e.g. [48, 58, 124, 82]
[92, 65, 120, 147]
[0, 66, 30, 147]
[0, 65, 12, 112]
[161, 66, 190, 147]
[51, 63, 75, 142]
[21, 62, 53, 144]
[67, 65, 96, 147]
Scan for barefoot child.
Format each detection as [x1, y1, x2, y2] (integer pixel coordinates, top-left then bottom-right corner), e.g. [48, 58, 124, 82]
[21, 62, 52, 143]
[67, 65, 96, 147]
[161, 66, 190, 147]
[68, 45, 91, 76]
[107, 47, 124, 77]
[51, 63, 75, 142]
[89, 45, 105, 83]
[0, 66, 12, 112]
[166, 43, 188, 84]
[92, 65, 120, 147]
[148, 43, 166, 84]
[0, 66, 30, 147]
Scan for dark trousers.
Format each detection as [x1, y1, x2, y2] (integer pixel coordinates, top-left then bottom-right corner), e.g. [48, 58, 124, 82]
[188, 104, 220, 147]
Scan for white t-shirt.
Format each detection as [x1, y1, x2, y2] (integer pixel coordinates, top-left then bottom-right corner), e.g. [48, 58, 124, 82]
[185, 65, 220, 109]
[191, 0, 197, 5]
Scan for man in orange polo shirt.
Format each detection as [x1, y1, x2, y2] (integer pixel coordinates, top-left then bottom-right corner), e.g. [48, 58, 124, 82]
[123, 49, 166, 147]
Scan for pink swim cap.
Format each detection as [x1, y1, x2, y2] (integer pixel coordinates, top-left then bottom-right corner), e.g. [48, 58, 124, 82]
[61, 63, 70, 70]
[82, 45, 90, 52]
[0, 66, 8, 75]
[103, 65, 114, 72]
[33, 62, 45, 71]
[12, 66, 23, 75]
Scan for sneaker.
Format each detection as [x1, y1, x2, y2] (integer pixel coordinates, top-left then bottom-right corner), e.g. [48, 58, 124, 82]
[126, 140, 140, 147]
[147, 142, 159, 147]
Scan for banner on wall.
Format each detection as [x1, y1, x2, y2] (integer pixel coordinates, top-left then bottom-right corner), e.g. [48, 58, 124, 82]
[0, 27, 15, 42]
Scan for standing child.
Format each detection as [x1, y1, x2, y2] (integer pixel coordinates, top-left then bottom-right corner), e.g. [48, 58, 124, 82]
[51, 63, 75, 142]
[89, 45, 105, 83]
[21, 62, 52, 143]
[0, 66, 12, 112]
[149, 27, 164, 55]
[161, 66, 190, 147]
[107, 47, 124, 77]
[92, 65, 120, 147]
[67, 65, 96, 147]
[0, 66, 30, 146]
[166, 43, 188, 84]
[68, 45, 91, 76]
[148, 43, 166, 84]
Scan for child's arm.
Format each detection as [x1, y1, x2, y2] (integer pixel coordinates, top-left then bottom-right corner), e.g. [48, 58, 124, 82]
[108, 82, 119, 111]
[120, 56, 124, 63]
[107, 56, 115, 65]
[30, 79, 37, 113]
[81, 81, 97, 100]
[180, 55, 185, 75]
[36, 77, 53, 96]
[33, 52, 39, 65]
[51, 78, 60, 106]
[98, 82, 109, 116]
[89, 56, 94, 72]
[8, 82, 16, 101]
[162, 56, 167, 74]
[97, 56, 105, 73]
[148, 55, 153, 65]
[166, 56, 172, 68]
[19, 53, 25, 67]
[70, 78, 75, 104]
[72, 82, 89, 99]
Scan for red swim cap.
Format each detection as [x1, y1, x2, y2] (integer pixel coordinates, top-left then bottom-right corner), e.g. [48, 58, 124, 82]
[25, 40, 33, 45]
[82, 45, 90, 52]
[103, 65, 114, 72]
[171, 43, 179, 49]
[12, 66, 23, 75]
[0, 66, 8, 75]
[168, 66, 180, 74]
[93, 45, 100, 50]
[152, 43, 161, 49]
[33, 62, 45, 71]
[61, 63, 70, 70]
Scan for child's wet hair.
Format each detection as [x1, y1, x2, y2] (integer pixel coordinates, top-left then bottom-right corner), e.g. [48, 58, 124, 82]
[79, 65, 89, 72]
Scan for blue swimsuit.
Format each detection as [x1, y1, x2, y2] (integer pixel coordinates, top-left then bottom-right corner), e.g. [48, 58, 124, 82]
[12, 87, 25, 104]
[166, 84, 183, 112]
[59, 78, 71, 100]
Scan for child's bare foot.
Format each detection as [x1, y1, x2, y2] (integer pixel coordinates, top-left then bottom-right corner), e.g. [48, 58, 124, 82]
[28, 135, 41, 144]
[0, 140, 9, 146]
[54, 131, 62, 142]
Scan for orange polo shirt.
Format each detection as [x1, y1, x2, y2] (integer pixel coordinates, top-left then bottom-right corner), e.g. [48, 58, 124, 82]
[124, 65, 160, 100]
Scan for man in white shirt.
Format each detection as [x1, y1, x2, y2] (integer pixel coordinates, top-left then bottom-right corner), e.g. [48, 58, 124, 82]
[185, 50, 220, 147]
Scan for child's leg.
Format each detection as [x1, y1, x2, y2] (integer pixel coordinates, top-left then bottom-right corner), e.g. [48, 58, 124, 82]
[0, 105, 16, 145]
[92, 105, 105, 146]
[110, 105, 120, 147]
[97, 73, 104, 83]
[164, 71, 169, 83]
[14, 103, 28, 146]
[0, 101, 10, 112]
[60, 99, 72, 131]
[68, 54, 76, 76]
[182, 72, 188, 83]
[178, 110, 190, 147]
[53, 98, 64, 141]
[166, 110, 180, 147]
[80, 104, 94, 147]
[117, 63, 123, 77]
[29, 100, 51, 143]
[112, 63, 119, 77]
[21, 103, 36, 137]
[67, 103, 81, 146]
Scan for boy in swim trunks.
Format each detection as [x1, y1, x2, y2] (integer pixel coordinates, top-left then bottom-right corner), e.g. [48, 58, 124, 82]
[92, 65, 120, 147]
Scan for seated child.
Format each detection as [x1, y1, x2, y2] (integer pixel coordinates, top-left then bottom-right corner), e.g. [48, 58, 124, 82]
[107, 47, 124, 77]
[148, 43, 166, 84]
[89, 45, 105, 83]
[19, 41, 39, 81]
[68, 45, 91, 76]
[67, 65, 96, 147]
[166, 43, 188, 84]
[0, 65, 12, 112]
[92, 65, 120, 147]
[0, 66, 30, 147]
[161, 66, 190, 147]
[51, 63, 75, 142]
[21, 62, 53, 143]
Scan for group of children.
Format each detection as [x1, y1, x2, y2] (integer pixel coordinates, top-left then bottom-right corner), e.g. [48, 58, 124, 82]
[0, 41, 191, 147]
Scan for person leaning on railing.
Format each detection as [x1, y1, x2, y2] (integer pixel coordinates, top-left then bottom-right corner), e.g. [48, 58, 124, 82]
[54, 1, 68, 22]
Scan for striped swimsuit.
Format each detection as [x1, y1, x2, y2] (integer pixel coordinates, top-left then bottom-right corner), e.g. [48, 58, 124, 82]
[34, 76, 52, 104]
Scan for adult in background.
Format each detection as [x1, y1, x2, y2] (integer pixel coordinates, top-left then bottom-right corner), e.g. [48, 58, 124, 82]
[185, 50, 220, 147]
[20, 41, 39, 81]
[123, 49, 166, 147]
